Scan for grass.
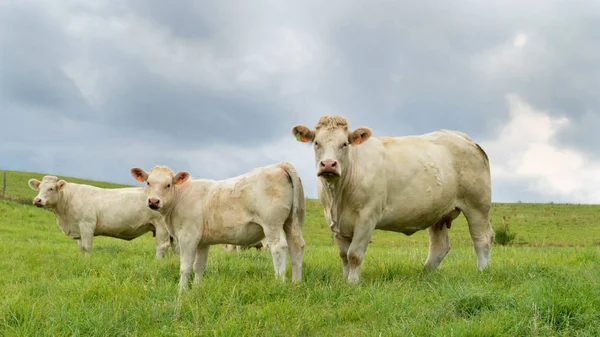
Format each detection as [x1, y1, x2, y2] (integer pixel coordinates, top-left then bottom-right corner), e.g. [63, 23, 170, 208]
[1, 170, 599, 336]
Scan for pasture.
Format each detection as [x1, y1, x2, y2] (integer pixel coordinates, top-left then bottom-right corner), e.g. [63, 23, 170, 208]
[0, 170, 599, 336]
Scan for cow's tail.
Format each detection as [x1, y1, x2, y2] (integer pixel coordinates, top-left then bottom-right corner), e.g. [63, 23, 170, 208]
[278, 162, 305, 233]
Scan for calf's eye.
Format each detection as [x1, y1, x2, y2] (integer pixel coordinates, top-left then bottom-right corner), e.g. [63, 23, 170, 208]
[147, 182, 150, 186]
[166, 184, 171, 189]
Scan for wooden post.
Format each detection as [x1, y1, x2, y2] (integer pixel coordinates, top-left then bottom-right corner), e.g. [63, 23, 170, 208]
[2, 171, 6, 198]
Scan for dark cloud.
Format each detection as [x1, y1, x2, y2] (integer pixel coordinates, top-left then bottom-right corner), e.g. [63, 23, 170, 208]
[1, 0, 600, 201]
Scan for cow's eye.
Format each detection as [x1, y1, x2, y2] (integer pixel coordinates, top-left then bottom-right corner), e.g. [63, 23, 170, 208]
[314, 141, 319, 147]
[166, 184, 171, 189]
[342, 142, 348, 148]
[147, 182, 150, 186]
[49, 188, 54, 192]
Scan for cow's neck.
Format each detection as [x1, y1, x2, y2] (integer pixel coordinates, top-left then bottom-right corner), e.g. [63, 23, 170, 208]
[163, 182, 189, 221]
[323, 152, 357, 238]
[49, 189, 73, 234]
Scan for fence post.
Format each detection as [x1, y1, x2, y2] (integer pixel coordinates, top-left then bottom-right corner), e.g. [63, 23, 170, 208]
[2, 171, 6, 198]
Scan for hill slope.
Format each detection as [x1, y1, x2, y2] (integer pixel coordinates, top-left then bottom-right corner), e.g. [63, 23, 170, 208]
[2, 169, 599, 247]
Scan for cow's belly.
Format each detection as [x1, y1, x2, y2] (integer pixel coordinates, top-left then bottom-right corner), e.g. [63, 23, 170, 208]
[376, 205, 457, 236]
[95, 222, 155, 240]
[201, 222, 265, 246]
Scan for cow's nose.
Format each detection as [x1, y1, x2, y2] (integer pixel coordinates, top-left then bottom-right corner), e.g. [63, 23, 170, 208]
[148, 197, 159, 205]
[320, 160, 337, 170]
[33, 198, 41, 204]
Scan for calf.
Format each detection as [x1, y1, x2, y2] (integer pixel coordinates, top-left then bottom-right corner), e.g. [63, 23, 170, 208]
[28, 175, 176, 258]
[130, 162, 305, 291]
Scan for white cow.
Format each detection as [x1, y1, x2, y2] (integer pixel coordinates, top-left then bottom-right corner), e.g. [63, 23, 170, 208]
[292, 116, 494, 283]
[28, 175, 176, 258]
[130, 162, 305, 291]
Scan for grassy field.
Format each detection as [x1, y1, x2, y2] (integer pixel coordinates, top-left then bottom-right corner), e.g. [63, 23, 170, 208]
[0, 170, 599, 336]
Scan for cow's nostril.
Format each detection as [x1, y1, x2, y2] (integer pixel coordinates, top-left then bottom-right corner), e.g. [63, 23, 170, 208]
[331, 161, 337, 168]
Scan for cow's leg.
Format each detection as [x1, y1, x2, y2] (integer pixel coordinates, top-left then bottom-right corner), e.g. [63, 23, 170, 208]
[346, 223, 376, 284]
[264, 228, 288, 281]
[177, 233, 200, 292]
[78, 223, 94, 256]
[284, 219, 305, 283]
[170, 236, 180, 255]
[335, 235, 351, 280]
[193, 245, 210, 284]
[154, 225, 171, 259]
[424, 224, 450, 270]
[462, 208, 494, 270]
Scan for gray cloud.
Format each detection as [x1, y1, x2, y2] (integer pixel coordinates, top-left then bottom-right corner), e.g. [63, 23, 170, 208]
[1, 0, 600, 202]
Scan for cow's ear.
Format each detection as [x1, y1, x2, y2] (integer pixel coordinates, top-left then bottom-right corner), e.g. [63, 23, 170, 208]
[57, 180, 67, 191]
[348, 127, 372, 145]
[130, 168, 148, 183]
[291, 124, 315, 143]
[173, 171, 190, 185]
[28, 179, 41, 190]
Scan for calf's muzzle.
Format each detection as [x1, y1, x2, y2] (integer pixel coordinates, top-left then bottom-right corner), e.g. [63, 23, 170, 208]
[148, 197, 161, 210]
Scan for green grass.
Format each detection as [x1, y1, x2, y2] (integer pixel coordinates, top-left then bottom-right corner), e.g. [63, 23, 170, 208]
[1, 171, 599, 336]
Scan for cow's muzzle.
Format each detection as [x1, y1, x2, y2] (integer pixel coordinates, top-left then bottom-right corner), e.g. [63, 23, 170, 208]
[148, 197, 162, 210]
[33, 198, 44, 208]
[317, 160, 340, 178]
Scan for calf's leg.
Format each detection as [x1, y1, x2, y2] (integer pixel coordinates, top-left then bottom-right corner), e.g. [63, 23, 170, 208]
[284, 218, 305, 283]
[193, 245, 210, 284]
[264, 227, 288, 281]
[154, 225, 171, 259]
[177, 233, 200, 292]
[77, 222, 95, 256]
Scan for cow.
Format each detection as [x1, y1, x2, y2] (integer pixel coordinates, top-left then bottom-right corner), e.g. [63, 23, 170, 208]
[28, 175, 177, 258]
[292, 115, 494, 283]
[129, 162, 305, 291]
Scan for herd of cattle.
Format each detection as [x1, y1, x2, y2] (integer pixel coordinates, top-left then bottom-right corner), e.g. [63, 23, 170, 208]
[27, 115, 494, 291]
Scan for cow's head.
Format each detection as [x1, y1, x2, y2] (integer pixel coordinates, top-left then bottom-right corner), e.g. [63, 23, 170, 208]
[292, 115, 372, 180]
[130, 166, 190, 211]
[28, 176, 67, 208]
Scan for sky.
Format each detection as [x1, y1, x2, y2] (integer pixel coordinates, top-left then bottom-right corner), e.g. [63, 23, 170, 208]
[1, 0, 600, 203]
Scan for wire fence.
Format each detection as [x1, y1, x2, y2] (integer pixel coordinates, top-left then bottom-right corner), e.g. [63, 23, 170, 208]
[1, 170, 41, 205]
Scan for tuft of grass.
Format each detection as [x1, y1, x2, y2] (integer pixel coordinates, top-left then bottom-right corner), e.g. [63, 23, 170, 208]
[494, 226, 517, 245]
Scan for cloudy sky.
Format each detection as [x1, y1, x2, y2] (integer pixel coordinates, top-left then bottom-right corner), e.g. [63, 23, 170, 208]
[2, 0, 600, 203]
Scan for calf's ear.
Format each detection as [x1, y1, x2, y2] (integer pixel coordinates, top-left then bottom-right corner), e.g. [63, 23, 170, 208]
[130, 168, 148, 183]
[28, 179, 41, 190]
[291, 124, 315, 143]
[57, 180, 67, 191]
[173, 171, 190, 185]
[348, 127, 373, 145]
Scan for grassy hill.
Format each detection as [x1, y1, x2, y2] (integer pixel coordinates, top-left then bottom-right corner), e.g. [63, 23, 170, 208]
[0, 170, 599, 336]
[1, 170, 131, 201]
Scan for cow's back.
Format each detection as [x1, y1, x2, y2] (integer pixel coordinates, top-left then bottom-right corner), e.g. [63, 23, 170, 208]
[197, 164, 295, 245]
[374, 131, 490, 232]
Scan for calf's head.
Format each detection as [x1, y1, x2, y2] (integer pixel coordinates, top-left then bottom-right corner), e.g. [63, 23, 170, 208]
[28, 176, 67, 208]
[130, 166, 190, 211]
[292, 115, 372, 180]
